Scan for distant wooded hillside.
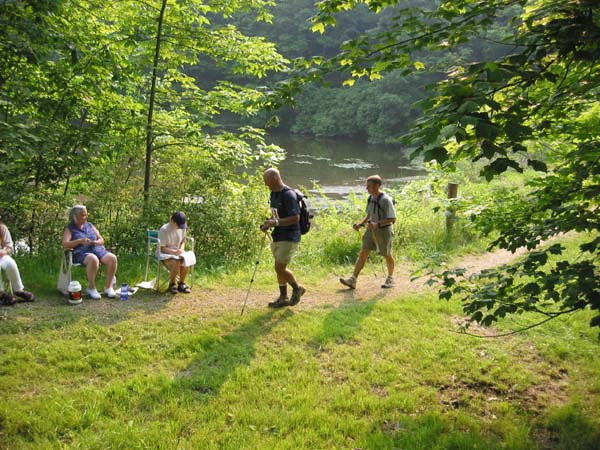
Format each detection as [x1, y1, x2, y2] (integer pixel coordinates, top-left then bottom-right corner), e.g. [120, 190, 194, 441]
[188, 0, 518, 143]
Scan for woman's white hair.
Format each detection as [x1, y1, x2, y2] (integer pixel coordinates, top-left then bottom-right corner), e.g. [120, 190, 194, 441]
[69, 205, 87, 224]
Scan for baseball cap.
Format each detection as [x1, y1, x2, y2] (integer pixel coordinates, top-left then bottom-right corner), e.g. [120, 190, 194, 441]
[171, 211, 187, 229]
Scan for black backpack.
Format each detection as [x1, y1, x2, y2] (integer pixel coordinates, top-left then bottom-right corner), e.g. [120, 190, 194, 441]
[283, 187, 313, 234]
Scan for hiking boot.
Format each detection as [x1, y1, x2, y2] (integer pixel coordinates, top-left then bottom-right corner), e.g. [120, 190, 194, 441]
[268, 296, 290, 308]
[339, 276, 356, 289]
[289, 286, 306, 306]
[381, 276, 394, 288]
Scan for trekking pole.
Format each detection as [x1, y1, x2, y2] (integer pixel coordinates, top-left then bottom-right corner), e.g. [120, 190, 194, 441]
[241, 231, 269, 316]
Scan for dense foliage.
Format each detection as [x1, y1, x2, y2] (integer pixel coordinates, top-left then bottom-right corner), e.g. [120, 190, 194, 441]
[307, 0, 600, 331]
[230, 0, 516, 143]
[0, 0, 285, 261]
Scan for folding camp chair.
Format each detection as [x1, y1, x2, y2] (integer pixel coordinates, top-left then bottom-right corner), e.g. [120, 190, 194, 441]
[141, 229, 195, 291]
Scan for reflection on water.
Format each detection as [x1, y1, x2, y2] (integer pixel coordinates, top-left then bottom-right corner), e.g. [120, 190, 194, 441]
[269, 133, 425, 201]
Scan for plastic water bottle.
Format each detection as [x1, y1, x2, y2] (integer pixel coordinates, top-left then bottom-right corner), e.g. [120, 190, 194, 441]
[120, 283, 129, 301]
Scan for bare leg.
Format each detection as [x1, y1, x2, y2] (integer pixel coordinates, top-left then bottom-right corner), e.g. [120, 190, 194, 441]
[163, 259, 181, 284]
[352, 249, 370, 278]
[275, 262, 297, 286]
[384, 254, 395, 277]
[83, 254, 100, 289]
[101, 253, 118, 289]
[179, 265, 189, 283]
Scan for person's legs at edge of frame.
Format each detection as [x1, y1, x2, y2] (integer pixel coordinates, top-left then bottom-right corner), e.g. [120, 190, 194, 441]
[0, 254, 35, 304]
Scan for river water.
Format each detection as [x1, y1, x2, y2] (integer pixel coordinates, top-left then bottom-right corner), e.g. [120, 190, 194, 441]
[268, 133, 425, 202]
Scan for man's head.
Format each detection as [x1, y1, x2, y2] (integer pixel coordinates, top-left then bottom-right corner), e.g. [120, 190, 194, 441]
[366, 175, 383, 195]
[263, 168, 283, 191]
[171, 211, 187, 229]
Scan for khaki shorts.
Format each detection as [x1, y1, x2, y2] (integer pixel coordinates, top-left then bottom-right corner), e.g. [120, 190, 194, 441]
[271, 241, 299, 265]
[362, 226, 394, 256]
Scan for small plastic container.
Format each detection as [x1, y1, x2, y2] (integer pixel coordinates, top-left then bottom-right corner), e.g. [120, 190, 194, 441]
[68, 281, 82, 305]
[120, 283, 129, 301]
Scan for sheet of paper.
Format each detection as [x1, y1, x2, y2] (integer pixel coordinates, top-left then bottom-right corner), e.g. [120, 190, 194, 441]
[181, 250, 196, 267]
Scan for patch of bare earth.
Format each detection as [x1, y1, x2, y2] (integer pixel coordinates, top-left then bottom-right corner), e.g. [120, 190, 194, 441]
[130, 245, 528, 320]
[435, 327, 570, 420]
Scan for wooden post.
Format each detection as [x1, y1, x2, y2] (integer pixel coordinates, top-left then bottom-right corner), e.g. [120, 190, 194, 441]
[446, 182, 458, 233]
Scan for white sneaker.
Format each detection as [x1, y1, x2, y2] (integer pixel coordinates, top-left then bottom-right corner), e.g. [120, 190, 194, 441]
[381, 276, 394, 288]
[86, 288, 101, 300]
[104, 287, 116, 298]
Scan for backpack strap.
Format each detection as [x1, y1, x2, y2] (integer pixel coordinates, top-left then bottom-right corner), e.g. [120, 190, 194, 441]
[367, 193, 386, 221]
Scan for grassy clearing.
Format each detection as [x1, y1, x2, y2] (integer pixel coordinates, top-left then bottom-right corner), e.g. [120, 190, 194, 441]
[1, 257, 598, 449]
[1, 176, 598, 448]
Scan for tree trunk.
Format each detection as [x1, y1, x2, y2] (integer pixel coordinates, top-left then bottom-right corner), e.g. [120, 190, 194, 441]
[143, 0, 168, 221]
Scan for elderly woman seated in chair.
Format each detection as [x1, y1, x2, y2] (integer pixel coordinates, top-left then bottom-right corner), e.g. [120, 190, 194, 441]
[61, 205, 118, 299]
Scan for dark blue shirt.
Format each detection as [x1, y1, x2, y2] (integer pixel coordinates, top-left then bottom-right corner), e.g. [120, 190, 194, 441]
[67, 222, 109, 264]
[270, 187, 301, 242]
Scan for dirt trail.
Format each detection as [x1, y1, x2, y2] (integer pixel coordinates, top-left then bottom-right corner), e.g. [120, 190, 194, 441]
[161, 246, 527, 318]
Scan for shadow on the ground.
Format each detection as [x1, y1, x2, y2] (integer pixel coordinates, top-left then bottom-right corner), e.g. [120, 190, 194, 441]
[308, 290, 387, 349]
[173, 308, 292, 397]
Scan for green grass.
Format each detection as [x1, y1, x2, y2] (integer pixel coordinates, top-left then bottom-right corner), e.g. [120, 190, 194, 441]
[1, 255, 599, 449]
[1, 218, 598, 449]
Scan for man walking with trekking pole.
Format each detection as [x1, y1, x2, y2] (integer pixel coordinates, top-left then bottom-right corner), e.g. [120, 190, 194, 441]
[340, 175, 396, 289]
[260, 168, 306, 307]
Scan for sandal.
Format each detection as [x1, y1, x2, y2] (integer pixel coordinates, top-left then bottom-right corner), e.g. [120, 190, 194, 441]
[168, 283, 178, 294]
[0, 292, 17, 306]
[177, 282, 191, 293]
[14, 290, 35, 303]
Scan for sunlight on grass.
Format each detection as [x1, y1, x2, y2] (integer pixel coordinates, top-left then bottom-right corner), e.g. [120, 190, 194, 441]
[1, 279, 598, 448]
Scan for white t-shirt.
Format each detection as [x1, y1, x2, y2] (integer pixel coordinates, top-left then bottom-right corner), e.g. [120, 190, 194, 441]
[157, 222, 186, 259]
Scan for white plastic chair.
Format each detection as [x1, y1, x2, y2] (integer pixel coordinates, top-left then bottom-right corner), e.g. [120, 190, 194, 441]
[57, 249, 82, 295]
[57, 249, 115, 295]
